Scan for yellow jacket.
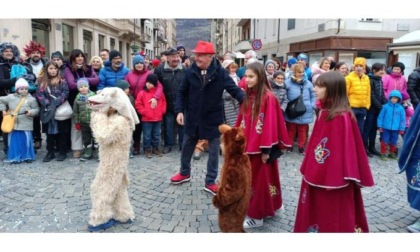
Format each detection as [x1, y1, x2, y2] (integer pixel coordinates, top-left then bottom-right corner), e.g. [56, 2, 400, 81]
[345, 71, 371, 109]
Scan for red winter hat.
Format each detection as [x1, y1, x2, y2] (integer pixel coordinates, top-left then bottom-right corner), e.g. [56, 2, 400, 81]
[191, 41, 215, 54]
[151, 59, 160, 68]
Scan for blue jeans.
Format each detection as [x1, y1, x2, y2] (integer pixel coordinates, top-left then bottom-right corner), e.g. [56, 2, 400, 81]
[352, 107, 367, 137]
[382, 129, 399, 146]
[180, 133, 220, 185]
[142, 121, 161, 150]
[163, 111, 184, 148]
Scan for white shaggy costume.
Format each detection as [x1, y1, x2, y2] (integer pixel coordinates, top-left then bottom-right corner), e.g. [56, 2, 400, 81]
[87, 87, 139, 227]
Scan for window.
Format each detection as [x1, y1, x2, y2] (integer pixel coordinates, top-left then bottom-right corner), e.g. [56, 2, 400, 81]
[83, 30, 92, 60]
[32, 19, 50, 58]
[287, 19, 295, 30]
[98, 34, 105, 52]
[62, 24, 74, 59]
[110, 38, 116, 51]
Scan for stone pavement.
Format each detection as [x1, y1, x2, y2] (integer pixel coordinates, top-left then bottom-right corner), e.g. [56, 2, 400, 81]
[0, 139, 419, 233]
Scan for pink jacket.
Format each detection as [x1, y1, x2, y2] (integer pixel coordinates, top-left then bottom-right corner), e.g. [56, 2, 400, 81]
[382, 73, 409, 101]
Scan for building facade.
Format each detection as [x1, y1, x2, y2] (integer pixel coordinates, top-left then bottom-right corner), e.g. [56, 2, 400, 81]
[0, 18, 175, 68]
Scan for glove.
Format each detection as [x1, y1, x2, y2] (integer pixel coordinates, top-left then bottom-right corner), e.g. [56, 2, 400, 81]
[22, 74, 36, 83]
[75, 123, 81, 131]
[378, 128, 383, 132]
[399, 130, 404, 135]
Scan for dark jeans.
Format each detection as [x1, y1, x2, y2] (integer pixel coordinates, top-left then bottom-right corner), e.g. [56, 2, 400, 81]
[362, 109, 379, 147]
[133, 112, 142, 145]
[163, 111, 184, 148]
[352, 107, 367, 137]
[32, 115, 42, 142]
[142, 121, 161, 150]
[180, 133, 220, 185]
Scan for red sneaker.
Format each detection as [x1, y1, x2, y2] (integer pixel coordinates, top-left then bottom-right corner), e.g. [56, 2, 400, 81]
[170, 173, 191, 184]
[204, 183, 218, 195]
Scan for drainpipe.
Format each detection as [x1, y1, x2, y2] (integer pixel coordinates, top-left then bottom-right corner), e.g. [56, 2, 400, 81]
[336, 18, 341, 34]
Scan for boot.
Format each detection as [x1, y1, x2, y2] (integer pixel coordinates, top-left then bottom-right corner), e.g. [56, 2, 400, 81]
[368, 143, 381, 156]
[364, 142, 373, 158]
[152, 147, 162, 157]
[389, 145, 398, 159]
[80, 148, 93, 161]
[380, 142, 388, 161]
[145, 148, 152, 158]
[56, 152, 67, 161]
[133, 142, 140, 155]
[43, 151, 55, 162]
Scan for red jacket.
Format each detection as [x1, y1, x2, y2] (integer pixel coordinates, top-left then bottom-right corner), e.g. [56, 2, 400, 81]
[135, 87, 166, 122]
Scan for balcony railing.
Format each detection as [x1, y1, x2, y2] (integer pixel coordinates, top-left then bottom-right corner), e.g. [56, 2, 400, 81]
[140, 33, 151, 43]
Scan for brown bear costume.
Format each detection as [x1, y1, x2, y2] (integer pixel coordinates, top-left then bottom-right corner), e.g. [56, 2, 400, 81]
[212, 124, 252, 232]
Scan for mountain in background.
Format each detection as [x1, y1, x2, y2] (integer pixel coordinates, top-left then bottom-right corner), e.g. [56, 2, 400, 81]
[175, 19, 211, 54]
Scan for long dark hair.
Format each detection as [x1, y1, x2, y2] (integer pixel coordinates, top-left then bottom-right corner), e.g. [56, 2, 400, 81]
[314, 71, 353, 120]
[38, 61, 61, 90]
[241, 62, 271, 120]
[69, 49, 88, 73]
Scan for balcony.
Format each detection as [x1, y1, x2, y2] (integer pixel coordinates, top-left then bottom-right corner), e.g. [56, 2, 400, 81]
[140, 33, 151, 43]
[235, 40, 252, 52]
[153, 20, 161, 30]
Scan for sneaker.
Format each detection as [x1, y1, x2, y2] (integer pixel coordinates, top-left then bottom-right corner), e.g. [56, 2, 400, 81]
[407, 221, 420, 233]
[170, 173, 191, 185]
[87, 219, 116, 232]
[243, 216, 263, 229]
[388, 153, 397, 160]
[80, 149, 93, 161]
[380, 154, 388, 161]
[204, 183, 218, 195]
[129, 152, 134, 158]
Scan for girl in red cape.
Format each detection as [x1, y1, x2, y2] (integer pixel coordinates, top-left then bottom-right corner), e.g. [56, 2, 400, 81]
[293, 71, 374, 233]
[236, 62, 292, 229]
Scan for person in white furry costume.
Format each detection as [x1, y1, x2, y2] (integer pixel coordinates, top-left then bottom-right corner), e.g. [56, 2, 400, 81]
[86, 87, 139, 231]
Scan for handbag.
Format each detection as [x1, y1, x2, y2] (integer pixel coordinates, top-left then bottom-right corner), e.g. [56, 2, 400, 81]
[47, 86, 73, 121]
[286, 85, 306, 119]
[1, 97, 26, 133]
[55, 100, 73, 120]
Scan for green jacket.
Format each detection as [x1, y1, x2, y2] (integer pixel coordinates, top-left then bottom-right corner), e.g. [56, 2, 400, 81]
[73, 91, 96, 124]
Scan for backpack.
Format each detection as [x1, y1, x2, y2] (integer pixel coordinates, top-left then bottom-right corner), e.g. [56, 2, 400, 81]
[10, 64, 37, 93]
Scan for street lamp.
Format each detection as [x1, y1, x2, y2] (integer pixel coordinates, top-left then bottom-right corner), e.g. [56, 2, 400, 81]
[131, 19, 139, 54]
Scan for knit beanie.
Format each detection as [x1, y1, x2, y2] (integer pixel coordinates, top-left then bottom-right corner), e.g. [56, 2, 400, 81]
[116, 79, 130, 91]
[132, 55, 145, 66]
[353, 57, 366, 69]
[146, 74, 158, 86]
[287, 58, 297, 68]
[297, 53, 308, 63]
[77, 78, 89, 89]
[15, 78, 29, 90]
[51, 51, 64, 61]
[109, 50, 122, 61]
[392, 62, 405, 73]
[265, 59, 276, 70]
[177, 45, 185, 51]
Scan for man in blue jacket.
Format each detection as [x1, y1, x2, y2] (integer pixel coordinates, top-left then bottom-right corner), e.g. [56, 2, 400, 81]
[98, 50, 129, 90]
[170, 41, 244, 195]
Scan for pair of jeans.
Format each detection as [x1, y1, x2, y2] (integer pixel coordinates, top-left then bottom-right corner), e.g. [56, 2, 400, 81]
[352, 107, 367, 137]
[180, 133, 220, 185]
[142, 121, 161, 150]
[362, 109, 379, 146]
[163, 111, 184, 148]
[381, 129, 399, 146]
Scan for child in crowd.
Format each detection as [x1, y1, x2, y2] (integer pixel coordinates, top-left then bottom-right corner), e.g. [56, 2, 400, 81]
[377, 90, 406, 160]
[134, 74, 166, 158]
[294, 71, 374, 232]
[36, 61, 71, 162]
[236, 62, 291, 229]
[116, 79, 135, 158]
[0, 78, 39, 163]
[270, 71, 288, 112]
[73, 78, 96, 161]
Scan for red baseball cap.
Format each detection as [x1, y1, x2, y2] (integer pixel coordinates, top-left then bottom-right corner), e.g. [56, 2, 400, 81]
[191, 41, 215, 54]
